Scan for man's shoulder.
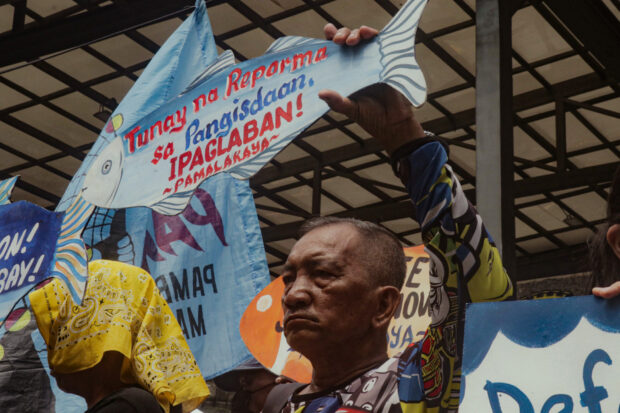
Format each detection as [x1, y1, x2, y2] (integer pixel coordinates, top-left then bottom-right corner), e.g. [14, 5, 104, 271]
[264, 382, 307, 413]
[87, 387, 162, 413]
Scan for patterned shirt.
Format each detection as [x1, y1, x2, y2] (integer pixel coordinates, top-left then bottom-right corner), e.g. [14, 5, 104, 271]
[282, 141, 513, 413]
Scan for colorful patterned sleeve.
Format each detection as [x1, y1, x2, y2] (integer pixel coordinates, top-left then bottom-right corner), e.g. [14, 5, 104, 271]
[399, 141, 513, 308]
[394, 140, 513, 413]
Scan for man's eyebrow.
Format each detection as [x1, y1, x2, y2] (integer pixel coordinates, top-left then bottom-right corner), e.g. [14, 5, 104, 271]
[309, 257, 344, 271]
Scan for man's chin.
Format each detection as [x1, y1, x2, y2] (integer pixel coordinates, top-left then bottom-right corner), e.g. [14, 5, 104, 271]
[284, 328, 324, 353]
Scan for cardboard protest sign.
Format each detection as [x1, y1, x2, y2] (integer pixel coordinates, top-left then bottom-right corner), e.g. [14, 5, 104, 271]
[460, 296, 620, 412]
[240, 276, 313, 383]
[241, 246, 431, 382]
[56, 0, 270, 386]
[80, 0, 428, 215]
[388, 245, 431, 356]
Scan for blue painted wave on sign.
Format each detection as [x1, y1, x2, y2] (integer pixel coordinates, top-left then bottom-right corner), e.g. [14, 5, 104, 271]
[462, 295, 620, 376]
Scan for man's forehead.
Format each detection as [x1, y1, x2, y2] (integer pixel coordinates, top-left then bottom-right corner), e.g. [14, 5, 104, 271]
[287, 223, 362, 263]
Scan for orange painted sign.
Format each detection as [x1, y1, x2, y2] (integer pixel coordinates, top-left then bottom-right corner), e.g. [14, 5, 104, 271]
[239, 276, 312, 383]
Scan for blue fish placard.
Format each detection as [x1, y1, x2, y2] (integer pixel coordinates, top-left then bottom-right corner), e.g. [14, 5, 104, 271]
[82, 0, 428, 215]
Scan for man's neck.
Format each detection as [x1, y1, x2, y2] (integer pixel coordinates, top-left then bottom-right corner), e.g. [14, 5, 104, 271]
[303, 340, 389, 393]
[82, 381, 126, 409]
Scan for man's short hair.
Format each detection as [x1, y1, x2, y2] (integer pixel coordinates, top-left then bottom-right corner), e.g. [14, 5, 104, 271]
[299, 217, 406, 290]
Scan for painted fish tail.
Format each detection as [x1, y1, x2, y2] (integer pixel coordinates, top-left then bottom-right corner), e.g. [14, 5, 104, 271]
[51, 195, 94, 303]
[150, 189, 195, 215]
[378, 0, 428, 107]
[0, 176, 18, 205]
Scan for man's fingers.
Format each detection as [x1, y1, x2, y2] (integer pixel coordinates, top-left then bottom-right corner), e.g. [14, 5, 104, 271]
[326, 24, 378, 45]
[324, 23, 337, 40]
[592, 281, 620, 299]
[332, 27, 352, 44]
[359, 25, 379, 39]
[346, 29, 361, 46]
[318, 90, 357, 119]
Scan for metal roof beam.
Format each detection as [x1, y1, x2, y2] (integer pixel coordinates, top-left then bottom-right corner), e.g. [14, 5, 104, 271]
[542, 0, 620, 80]
[516, 243, 590, 280]
[260, 163, 617, 243]
[0, 0, 196, 67]
[253, 72, 608, 185]
[514, 162, 618, 197]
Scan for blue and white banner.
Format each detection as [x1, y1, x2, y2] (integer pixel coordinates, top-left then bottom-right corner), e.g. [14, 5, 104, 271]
[80, 0, 428, 216]
[0, 201, 62, 324]
[84, 172, 269, 378]
[50, 0, 267, 398]
[460, 296, 620, 412]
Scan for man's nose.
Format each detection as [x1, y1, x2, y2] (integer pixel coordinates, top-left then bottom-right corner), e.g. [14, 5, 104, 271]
[282, 276, 312, 309]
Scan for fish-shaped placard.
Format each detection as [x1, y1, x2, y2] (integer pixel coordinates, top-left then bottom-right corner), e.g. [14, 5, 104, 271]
[82, 0, 428, 215]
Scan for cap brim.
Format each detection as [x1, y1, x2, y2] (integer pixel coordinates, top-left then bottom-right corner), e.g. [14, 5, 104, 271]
[213, 371, 244, 392]
[213, 358, 267, 392]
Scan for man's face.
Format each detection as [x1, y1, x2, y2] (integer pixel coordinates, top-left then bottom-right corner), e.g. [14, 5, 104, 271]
[281, 223, 378, 357]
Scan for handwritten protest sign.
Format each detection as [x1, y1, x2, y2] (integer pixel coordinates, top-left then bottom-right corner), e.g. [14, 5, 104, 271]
[388, 245, 431, 356]
[460, 296, 620, 412]
[241, 246, 431, 382]
[89, 173, 271, 378]
[0, 201, 62, 324]
[81, 0, 428, 216]
[0, 178, 91, 410]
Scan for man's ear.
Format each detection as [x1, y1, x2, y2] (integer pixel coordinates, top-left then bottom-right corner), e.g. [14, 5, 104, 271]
[606, 223, 620, 260]
[372, 286, 401, 329]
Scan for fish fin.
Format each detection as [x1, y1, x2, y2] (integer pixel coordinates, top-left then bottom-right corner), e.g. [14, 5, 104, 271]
[150, 190, 194, 215]
[181, 50, 236, 94]
[265, 36, 326, 54]
[228, 127, 305, 179]
[228, 170, 248, 180]
[0, 175, 18, 205]
[377, 0, 428, 107]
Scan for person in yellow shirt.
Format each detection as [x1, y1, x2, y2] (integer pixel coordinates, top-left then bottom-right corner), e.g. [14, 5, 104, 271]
[30, 259, 209, 413]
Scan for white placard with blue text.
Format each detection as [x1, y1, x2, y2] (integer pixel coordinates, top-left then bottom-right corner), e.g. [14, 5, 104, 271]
[460, 296, 620, 413]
